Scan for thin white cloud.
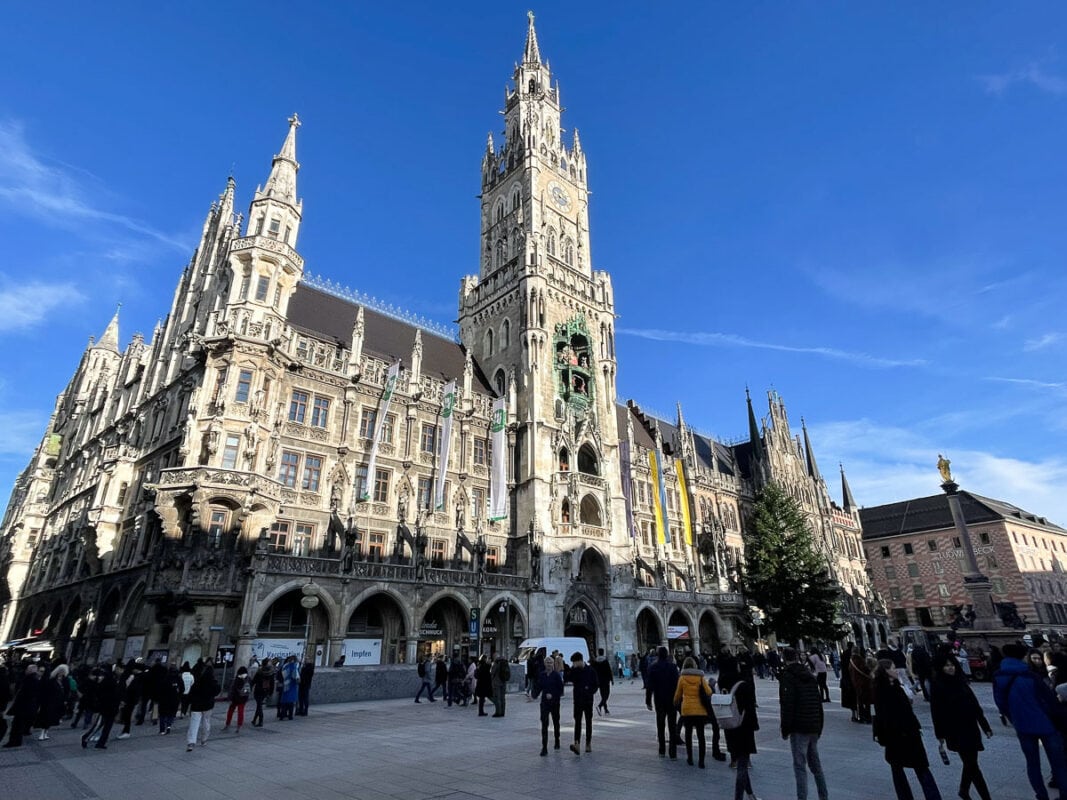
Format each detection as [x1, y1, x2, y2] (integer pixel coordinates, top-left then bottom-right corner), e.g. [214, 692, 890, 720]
[0, 278, 85, 332]
[0, 410, 47, 457]
[618, 327, 926, 368]
[985, 376, 1065, 391]
[1023, 332, 1063, 352]
[0, 120, 188, 252]
[980, 63, 1067, 96]
[810, 419, 1067, 528]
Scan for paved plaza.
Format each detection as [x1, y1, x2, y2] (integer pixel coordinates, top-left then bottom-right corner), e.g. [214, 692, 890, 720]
[0, 676, 1052, 799]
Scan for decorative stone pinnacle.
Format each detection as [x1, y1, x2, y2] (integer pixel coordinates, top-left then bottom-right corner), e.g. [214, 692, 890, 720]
[288, 113, 301, 129]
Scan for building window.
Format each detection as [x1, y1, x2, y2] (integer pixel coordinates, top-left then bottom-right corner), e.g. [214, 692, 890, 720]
[373, 469, 390, 503]
[382, 413, 395, 444]
[907, 563, 920, 578]
[268, 217, 281, 238]
[354, 465, 368, 500]
[472, 488, 485, 519]
[985, 554, 998, 570]
[368, 531, 385, 559]
[208, 508, 228, 548]
[913, 584, 925, 600]
[302, 455, 322, 492]
[239, 274, 250, 300]
[486, 546, 499, 572]
[359, 408, 377, 439]
[903, 542, 914, 555]
[417, 477, 432, 510]
[938, 583, 950, 598]
[420, 424, 438, 454]
[293, 523, 315, 556]
[993, 578, 1006, 594]
[474, 437, 488, 466]
[221, 434, 241, 469]
[880, 546, 890, 558]
[927, 539, 937, 552]
[235, 369, 253, 403]
[269, 521, 290, 553]
[885, 565, 897, 580]
[932, 561, 944, 574]
[430, 538, 446, 566]
[279, 451, 300, 487]
[890, 586, 902, 601]
[311, 397, 330, 428]
[289, 390, 309, 423]
[952, 536, 962, 548]
[255, 275, 270, 302]
[979, 532, 990, 544]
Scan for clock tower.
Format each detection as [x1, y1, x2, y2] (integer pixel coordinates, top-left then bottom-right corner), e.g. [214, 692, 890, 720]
[458, 13, 628, 642]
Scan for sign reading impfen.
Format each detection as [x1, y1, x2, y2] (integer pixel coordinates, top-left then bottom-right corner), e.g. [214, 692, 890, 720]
[251, 638, 305, 662]
[341, 639, 382, 666]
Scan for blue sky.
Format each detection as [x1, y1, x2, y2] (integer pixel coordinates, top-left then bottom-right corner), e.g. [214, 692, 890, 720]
[1, 2, 1065, 524]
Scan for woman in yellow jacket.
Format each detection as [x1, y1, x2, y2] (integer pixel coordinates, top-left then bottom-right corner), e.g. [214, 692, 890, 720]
[673, 656, 713, 768]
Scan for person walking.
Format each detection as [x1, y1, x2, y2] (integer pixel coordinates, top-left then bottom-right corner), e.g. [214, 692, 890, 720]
[673, 656, 712, 768]
[593, 648, 614, 715]
[645, 645, 681, 759]
[726, 665, 761, 800]
[116, 662, 143, 740]
[185, 664, 220, 752]
[448, 656, 467, 708]
[223, 666, 251, 733]
[81, 666, 119, 750]
[279, 655, 300, 720]
[808, 649, 831, 703]
[872, 659, 943, 800]
[993, 642, 1067, 800]
[840, 642, 858, 721]
[179, 662, 194, 718]
[567, 651, 598, 755]
[780, 647, 829, 800]
[297, 658, 314, 716]
[156, 665, 181, 735]
[532, 655, 564, 755]
[250, 659, 275, 727]
[434, 655, 448, 704]
[3, 663, 41, 748]
[36, 663, 69, 740]
[850, 647, 874, 724]
[414, 657, 435, 703]
[490, 654, 511, 717]
[475, 654, 493, 716]
[910, 645, 933, 702]
[930, 652, 992, 800]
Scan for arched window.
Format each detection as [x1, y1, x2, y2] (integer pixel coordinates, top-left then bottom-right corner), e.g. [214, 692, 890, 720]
[547, 228, 557, 257]
[510, 229, 522, 260]
[494, 369, 506, 396]
[558, 448, 570, 472]
[494, 200, 505, 223]
[561, 499, 571, 524]
[510, 187, 521, 212]
[495, 240, 506, 268]
[485, 329, 494, 358]
[579, 495, 603, 526]
[563, 238, 575, 266]
[577, 444, 599, 475]
[501, 319, 511, 349]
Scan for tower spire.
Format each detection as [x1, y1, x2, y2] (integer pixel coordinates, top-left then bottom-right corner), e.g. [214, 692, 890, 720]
[801, 418, 822, 481]
[523, 10, 541, 64]
[263, 114, 300, 207]
[746, 387, 764, 462]
[97, 304, 121, 352]
[840, 463, 857, 512]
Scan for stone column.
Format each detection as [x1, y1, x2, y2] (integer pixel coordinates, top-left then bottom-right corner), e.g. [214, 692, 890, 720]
[941, 475, 1000, 630]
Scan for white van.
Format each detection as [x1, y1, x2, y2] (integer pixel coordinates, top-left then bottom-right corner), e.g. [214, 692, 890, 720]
[517, 637, 590, 665]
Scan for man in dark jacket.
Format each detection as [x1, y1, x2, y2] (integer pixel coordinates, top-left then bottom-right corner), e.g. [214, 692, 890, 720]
[567, 652, 597, 755]
[779, 647, 829, 800]
[296, 659, 314, 716]
[2, 664, 40, 748]
[993, 642, 1067, 800]
[592, 648, 614, 715]
[81, 666, 120, 750]
[434, 656, 448, 703]
[645, 646, 681, 759]
[532, 656, 564, 756]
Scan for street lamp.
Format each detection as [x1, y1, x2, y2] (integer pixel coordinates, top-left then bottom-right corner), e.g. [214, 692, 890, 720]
[300, 581, 320, 664]
[498, 601, 510, 659]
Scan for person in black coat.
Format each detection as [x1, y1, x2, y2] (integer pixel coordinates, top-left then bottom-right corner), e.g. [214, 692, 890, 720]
[872, 659, 943, 800]
[474, 654, 493, 716]
[930, 654, 992, 800]
[296, 659, 314, 716]
[2, 664, 40, 748]
[592, 648, 614, 715]
[567, 651, 598, 755]
[81, 667, 120, 750]
[156, 665, 181, 735]
[251, 660, 275, 727]
[186, 665, 220, 752]
[725, 668, 761, 800]
[645, 646, 681, 759]
[532, 656, 564, 756]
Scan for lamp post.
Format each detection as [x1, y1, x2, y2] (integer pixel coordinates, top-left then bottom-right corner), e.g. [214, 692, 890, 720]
[300, 581, 320, 664]
[498, 601, 510, 658]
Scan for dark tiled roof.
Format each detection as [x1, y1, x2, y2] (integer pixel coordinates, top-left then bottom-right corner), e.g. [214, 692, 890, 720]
[287, 284, 494, 394]
[618, 402, 737, 477]
[859, 491, 1065, 541]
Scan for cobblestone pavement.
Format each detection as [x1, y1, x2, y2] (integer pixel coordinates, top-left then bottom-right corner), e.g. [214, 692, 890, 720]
[0, 676, 1055, 799]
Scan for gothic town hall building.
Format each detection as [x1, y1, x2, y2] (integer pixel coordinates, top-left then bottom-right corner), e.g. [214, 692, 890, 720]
[0, 17, 885, 668]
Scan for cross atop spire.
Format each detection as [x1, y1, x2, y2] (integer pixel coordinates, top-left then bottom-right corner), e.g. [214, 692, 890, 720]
[523, 10, 541, 64]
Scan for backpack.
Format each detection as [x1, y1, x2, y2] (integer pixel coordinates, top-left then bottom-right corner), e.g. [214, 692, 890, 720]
[710, 681, 745, 730]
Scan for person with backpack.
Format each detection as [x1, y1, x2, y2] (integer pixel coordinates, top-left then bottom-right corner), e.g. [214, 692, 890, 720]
[993, 642, 1067, 800]
[673, 656, 712, 768]
[414, 656, 435, 702]
[646, 645, 681, 759]
[779, 647, 829, 800]
[567, 651, 598, 755]
[490, 654, 511, 717]
[223, 666, 251, 733]
[725, 665, 761, 800]
[250, 659, 275, 727]
[532, 655, 564, 755]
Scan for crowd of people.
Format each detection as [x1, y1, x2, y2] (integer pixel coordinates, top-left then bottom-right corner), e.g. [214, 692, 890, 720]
[0, 652, 316, 753]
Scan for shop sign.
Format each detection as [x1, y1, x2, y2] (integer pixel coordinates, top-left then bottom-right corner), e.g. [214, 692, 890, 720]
[667, 626, 690, 640]
[251, 638, 305, 661]
[341, 639, 381, 665]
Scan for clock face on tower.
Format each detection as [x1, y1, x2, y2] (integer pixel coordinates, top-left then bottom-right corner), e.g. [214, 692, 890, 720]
[547, 180, 571, 211]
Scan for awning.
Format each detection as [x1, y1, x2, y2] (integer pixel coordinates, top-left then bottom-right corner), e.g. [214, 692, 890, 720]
[1, 637, 53, 653]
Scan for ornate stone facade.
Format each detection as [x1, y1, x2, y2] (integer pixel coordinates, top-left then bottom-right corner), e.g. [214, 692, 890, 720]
[0, 16, 883, 667]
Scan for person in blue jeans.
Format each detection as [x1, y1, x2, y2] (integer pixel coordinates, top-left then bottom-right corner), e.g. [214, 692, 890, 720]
[414, 657, 435, 703]
[993, 642, 1067, 800]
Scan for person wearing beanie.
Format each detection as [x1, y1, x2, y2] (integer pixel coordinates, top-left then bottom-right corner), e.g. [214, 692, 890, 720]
[567, 651, 598, 755]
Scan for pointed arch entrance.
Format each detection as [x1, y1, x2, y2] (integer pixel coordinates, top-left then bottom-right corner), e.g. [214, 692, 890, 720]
[564, 600, 597, 656]
[418, 595, 468, 660]
[636, 607, 662, 654]
[254, 589, 329, 663]
[698, 611, 721, 657]
[667, 609, 694, 658]
[346, 593, 407, 664]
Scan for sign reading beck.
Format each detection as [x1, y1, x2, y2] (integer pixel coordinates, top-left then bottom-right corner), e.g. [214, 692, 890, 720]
[341, 638, 381, 665]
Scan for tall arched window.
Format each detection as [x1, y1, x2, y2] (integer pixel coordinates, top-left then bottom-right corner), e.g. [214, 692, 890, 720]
[563, 238, 575, 266]
[494, 200, 505, 223]
[547, 228, 557, 257]
[494, 369, 506, 396]
[510, 187, 521, 212]
[495, 240, 505, 268]
[501, 319, 511, 349]
[485, 329, 494, 357]
[510, 228, 522, 260]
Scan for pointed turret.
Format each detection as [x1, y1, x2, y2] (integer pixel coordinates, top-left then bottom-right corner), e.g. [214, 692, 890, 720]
[801, 418, 822, 481]
[746, 388, 764, 462]
[349, 306, 365, 375]
[264, 114, 300, 207]
[573, 127, 583, 153]
[96, 306, 121, 352]
[247, 115, 304, 251]
[523, 10, 541, 64]
[840, 464, 857, 512]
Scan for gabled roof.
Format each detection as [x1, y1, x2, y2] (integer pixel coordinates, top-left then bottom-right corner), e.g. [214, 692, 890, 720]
[286, 283, 494, 393]
[859, 491, 1065, 541]
[618, 403, 737, 477]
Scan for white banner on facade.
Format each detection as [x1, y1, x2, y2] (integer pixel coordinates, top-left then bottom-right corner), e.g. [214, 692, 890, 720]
[667, 626, 690, 640]
[123, 635, 145, 660]
[98, 638, 116, 663]
[434, 380, 457, 510]
[251, 638, 305, 662]
[360, 361, 400, 501]
[489, 396, 508, 521]
[341, 638, 382, 665]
